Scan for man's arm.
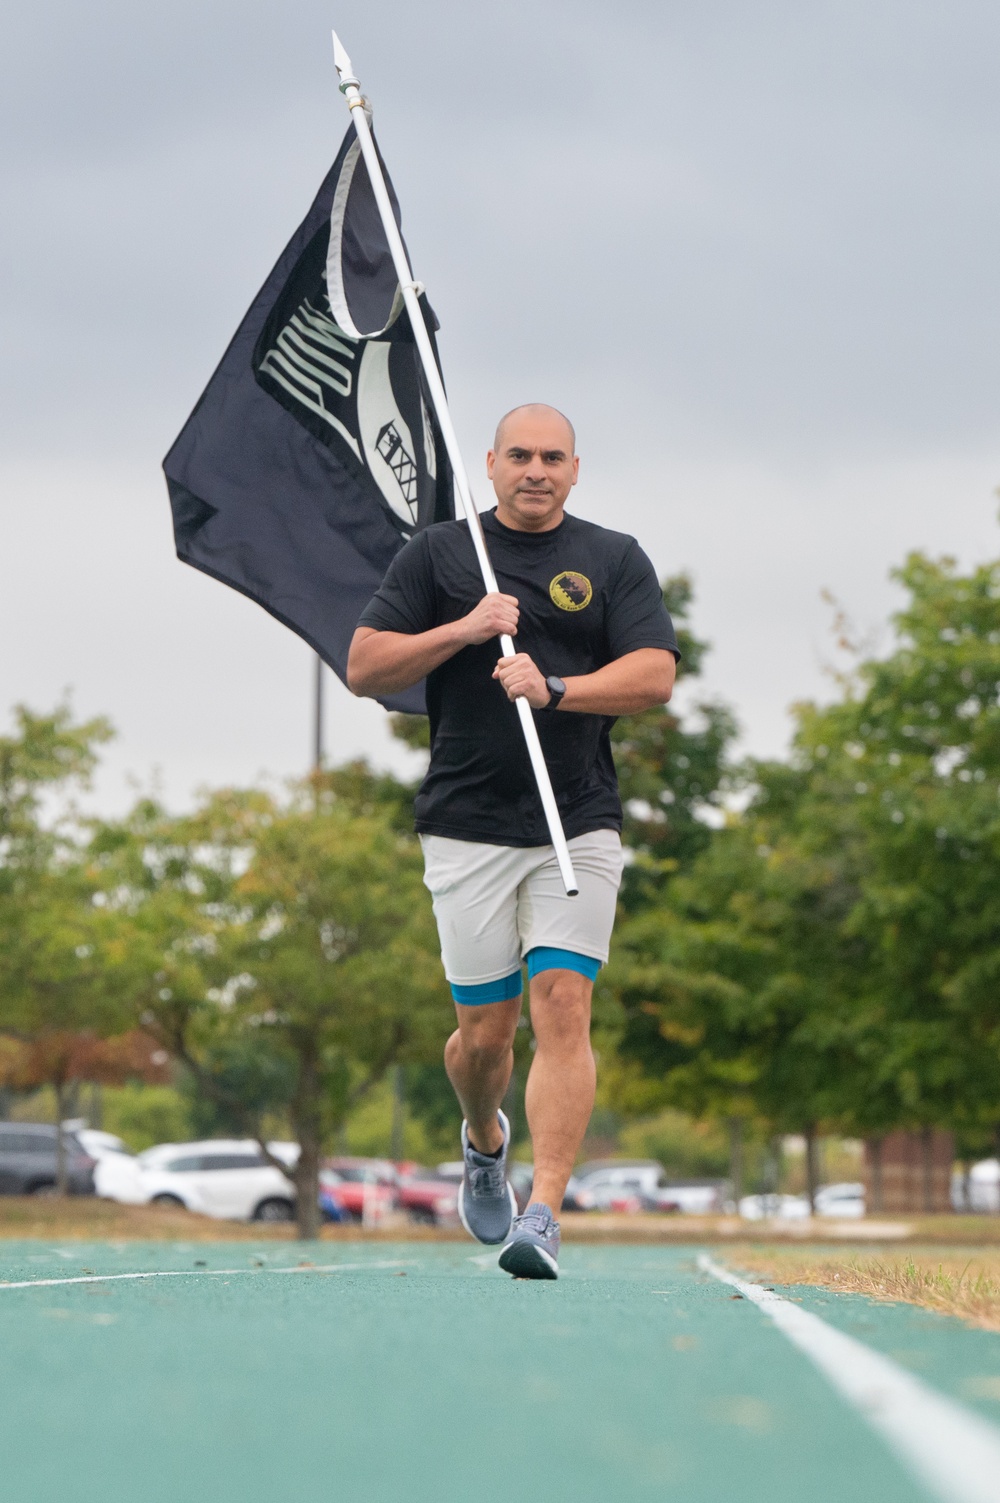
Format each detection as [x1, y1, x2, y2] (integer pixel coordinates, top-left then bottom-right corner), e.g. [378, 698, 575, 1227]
[347, 593, 521, 697]
[492, 647, 675, 715]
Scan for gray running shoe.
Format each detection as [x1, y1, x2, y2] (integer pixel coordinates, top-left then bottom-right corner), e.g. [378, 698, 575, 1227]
[458, 1109, 517, 1245]
[498, 1201, 561, 1280]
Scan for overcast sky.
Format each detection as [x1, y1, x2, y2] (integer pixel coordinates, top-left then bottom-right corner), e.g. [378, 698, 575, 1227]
[2, 0, 998, 811]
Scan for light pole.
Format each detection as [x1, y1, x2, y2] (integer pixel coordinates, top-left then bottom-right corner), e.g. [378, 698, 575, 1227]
[313, 651, 324, 776]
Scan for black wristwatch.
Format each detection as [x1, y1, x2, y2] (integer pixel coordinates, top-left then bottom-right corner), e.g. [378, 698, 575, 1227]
[544, 675, 567, 710]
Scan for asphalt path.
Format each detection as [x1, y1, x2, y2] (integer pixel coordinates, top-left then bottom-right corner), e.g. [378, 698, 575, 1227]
[3, 1241, 1000, 1502]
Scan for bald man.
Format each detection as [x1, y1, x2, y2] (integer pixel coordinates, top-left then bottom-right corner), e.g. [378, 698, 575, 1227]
[348, 405, 678, 1278]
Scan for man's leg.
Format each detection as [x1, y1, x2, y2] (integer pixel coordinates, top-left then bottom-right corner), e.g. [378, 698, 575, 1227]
[523, 968, 595, 1213]
[444, 996, 521, 1155]
[498, 832, 620, 1278]
[421, 834, 528, 1245]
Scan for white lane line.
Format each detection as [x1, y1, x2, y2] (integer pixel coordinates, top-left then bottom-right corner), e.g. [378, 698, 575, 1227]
[0, 1259, 414, 1291]
[697, 1252, 1000, 1503]
[1, 1270, 244, 1290]
[267, 1260, 416, 1275]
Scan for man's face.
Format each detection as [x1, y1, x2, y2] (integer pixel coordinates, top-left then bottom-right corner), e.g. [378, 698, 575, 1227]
[486, 410, 579, 532]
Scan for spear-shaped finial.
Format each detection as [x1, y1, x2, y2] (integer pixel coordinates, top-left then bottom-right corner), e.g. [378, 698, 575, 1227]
[331, 30, 360, 93]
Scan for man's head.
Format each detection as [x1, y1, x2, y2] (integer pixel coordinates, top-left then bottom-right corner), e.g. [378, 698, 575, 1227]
[487, 404, 579, 532]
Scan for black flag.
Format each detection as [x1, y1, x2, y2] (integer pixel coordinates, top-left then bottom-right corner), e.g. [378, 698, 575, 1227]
[163, 125, 453, 712]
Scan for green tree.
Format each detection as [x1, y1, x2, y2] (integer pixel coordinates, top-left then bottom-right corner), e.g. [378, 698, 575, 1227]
[0, 703, 112, 856]
[789, 550, 1000, 1154]
[96, 773, 447, 1238]
[2, 866, 136, 1186]
[612, 575, 739, 911]
[0, 705, 120, 1186]
[610, 543, 1000, 1202]
[609, 752, 889, 1204]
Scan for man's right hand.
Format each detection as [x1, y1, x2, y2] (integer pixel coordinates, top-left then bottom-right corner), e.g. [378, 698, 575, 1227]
[455, 592, 520, 645]
[348, 592, 521, 698]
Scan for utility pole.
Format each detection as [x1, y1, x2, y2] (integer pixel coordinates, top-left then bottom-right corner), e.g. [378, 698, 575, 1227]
[313, 651, 324, 774]
[390, 1065, 405, 1163]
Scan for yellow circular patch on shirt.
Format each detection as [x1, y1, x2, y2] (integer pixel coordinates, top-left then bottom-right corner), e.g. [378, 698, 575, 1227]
[549, 571, 593, 612]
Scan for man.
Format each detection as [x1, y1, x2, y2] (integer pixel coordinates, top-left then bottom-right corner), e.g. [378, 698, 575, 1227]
[347, 405, 678, 1279]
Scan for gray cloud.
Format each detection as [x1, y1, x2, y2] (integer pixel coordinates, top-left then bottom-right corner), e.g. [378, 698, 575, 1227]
[2, 0, 998, 807]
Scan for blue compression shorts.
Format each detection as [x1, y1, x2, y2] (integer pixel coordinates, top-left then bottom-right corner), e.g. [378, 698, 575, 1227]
[450, 948, 601, 1006]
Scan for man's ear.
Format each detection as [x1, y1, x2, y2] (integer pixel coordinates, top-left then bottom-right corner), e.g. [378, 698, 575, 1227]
[571, 455, 580, 486]
[486, 449, 496, 478]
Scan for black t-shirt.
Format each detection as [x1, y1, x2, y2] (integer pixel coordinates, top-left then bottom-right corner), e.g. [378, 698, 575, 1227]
[357, 509, 679, 846]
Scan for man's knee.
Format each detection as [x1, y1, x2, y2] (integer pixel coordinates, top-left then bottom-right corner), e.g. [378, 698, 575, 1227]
[453, 1032, 512, 1071]
[529, 970, 593, 1048]
[450, 997, 520, 1067]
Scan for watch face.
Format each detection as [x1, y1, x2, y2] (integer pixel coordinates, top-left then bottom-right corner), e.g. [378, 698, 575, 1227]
[547, 676, 566, 696]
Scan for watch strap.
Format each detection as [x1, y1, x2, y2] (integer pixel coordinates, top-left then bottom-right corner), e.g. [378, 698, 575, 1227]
[545, 675, 566, 710]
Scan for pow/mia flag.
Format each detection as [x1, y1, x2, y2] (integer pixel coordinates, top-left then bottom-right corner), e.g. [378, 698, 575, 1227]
[163, 125, 453, 711]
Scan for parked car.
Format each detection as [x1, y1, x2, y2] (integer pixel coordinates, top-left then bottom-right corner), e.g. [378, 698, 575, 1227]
[739, 1183, 866, 1220]
[395, 1168, 459, 1225]
[508, 1161, 534, 1213]
[656, 1181, 726, 1214]
[72, 1128, 133, 1163]
[0, 1123, 96, 1195]
[315, 1173, 351, 1223]
[739, 1193, 811, 1220]
[563, 1175, 598, 1212]
[814, 1181, 865, 1218]
[506, 1164, 597, 1213]
[955, 1158, 1000, 1213]
[326, 1156, 398, 1186]
[575, 1160, 683, 1213]
[96, 1138, 299, 1221]
[319, 1158, 398, 1223]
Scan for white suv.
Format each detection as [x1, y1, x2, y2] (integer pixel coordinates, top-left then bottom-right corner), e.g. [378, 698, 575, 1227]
[95, 1138, 299, 1222]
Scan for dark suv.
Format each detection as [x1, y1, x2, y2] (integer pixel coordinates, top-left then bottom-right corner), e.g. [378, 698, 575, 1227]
[0, 1124, 96, 1195]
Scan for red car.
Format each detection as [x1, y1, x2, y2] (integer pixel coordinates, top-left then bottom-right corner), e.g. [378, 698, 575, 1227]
[395, 1168, 459, 1226]
[319, 1157, 459, 1226]
[319, 1158, 397, 1223]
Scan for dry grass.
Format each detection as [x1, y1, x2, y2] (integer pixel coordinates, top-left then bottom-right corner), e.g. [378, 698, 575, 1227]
[4, 1197, 1000, 1259]
[729, 1244, 1000, 1332]
[563, 1213, 1000, 1245]
[0, 1197, 468, 1242]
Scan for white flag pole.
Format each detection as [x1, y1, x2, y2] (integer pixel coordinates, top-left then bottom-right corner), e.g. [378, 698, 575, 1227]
[332, 32, 579, 897]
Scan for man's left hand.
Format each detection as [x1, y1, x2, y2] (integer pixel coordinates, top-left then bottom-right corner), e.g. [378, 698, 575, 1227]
[493, 653, 550, 709]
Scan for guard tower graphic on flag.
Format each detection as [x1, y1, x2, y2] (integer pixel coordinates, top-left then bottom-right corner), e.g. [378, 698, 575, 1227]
[376, 421, 418, 509]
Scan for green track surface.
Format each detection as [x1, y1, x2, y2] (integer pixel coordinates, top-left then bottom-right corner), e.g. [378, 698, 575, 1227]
[2, 1240, 998, 1502]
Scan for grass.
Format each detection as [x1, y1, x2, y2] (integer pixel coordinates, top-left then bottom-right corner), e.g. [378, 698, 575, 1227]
[0, 1197, 469, 1242]
[4, 1196, 1000, 1264]
[729, 1244, 1000, 1332]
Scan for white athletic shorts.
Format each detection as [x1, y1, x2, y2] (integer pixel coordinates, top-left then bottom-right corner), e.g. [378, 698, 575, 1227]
[420, 829, 624, 1004]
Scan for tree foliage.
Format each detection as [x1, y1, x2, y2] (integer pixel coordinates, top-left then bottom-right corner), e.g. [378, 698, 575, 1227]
[8, 544, 1000, 1219]
[0, 706, 128, 1187]
[612, 575, 738, 909]
[93, 772, 446, 1236]
[610, 547, 1000, 1180]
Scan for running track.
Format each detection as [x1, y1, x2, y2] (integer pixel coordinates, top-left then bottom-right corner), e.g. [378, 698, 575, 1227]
[3, 1241, 1000, 1502]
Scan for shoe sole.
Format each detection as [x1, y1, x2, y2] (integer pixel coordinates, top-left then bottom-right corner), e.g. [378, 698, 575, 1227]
[458, 1179, 517, 1246]
[498, 1237, 559, 1280]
